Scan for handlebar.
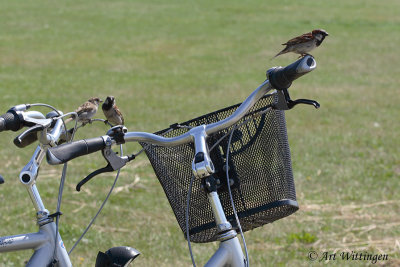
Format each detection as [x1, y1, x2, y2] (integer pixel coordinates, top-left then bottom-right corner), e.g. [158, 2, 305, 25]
[0, 110, 23, 132]
[267, 55, 317, 90]
[46, 136, 107, 165]
[0, 105, 68, 148]
[46, 56, 317, 165]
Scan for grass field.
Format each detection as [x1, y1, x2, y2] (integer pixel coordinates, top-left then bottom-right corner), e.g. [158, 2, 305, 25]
[1, 0, 399, 266]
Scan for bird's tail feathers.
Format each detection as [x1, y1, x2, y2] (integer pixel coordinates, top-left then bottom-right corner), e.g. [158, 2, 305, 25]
[272, 47, 289, 59]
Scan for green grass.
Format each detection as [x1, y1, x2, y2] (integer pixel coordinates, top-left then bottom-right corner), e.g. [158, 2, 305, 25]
[1, 0, 399, 266]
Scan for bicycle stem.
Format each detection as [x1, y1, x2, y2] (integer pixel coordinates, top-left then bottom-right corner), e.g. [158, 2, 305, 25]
[19, 116, 66, 215]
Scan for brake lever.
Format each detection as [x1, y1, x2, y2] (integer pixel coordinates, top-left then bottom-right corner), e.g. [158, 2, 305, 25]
[287, 98, 320, 109]
[76, 164, 114, 191]
[273, 88, 320, 110]
[13, 124, 44, 148]
[76, 131, 135, 192]
[22, 114, 53, 128]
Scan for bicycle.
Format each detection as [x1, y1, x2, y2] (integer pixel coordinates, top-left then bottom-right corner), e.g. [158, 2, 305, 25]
[0, 105, 140, 266]
[45, 55, 320, 266]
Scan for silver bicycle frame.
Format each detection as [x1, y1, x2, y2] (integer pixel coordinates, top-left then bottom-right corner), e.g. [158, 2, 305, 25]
[0, 113, 72, 267]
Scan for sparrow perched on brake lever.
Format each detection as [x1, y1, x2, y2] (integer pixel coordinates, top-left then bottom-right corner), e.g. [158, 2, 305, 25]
[66, 97, 102, 125]
[102, 96, 125, 126]
[274, 29, 329, 58]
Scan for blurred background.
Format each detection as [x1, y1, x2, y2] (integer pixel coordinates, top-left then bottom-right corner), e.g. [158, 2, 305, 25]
[0, 0, 399, 266]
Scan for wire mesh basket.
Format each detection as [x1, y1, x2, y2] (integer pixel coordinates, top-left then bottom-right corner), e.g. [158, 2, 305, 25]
[140, 93, 298, 243]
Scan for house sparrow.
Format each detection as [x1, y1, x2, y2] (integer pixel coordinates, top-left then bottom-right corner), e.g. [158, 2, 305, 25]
[102, 96, 125, 126]
[274, 29, 329, 58]
[66, 97, 102, 125]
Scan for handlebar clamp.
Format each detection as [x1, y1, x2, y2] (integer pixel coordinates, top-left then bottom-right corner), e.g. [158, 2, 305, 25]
[190, 125, 215, 179]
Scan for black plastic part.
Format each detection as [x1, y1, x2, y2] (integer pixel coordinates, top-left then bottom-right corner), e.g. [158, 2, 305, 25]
[76, 164, 114, 191]
[273, 88, 320, 110]
[203, 175, 218, 193]
[287, 98, 320, 109]
[48, 211, 63, 219]
[0, 110, 23, 132]
[46, 137, 106, 165]
[268, 56, 315, 90]
[194, 152, 204, 163]
[95, 246, 140, 267]
[0, 174, 4, 184]
[113, 131, 125, 145]
[13, 124, 43, 148]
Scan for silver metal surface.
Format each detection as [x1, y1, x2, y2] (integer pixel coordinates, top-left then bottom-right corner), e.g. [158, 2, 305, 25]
[19, 146, 47, 212]
[205, 237, 245, 267]
[23, 111, 52, 127]
[206, 79, 272, 134]
[19, 146, 43, 185]
[28, 184, 47, 213]
[23, 110, 46, 119]
[0, 232, 47, 252]
[217, 222, 233, 234]
[207, 192, 232, 230]
[103, 137, 130, 170]
[10, 104, 30, 112]
[190, 125, 215, 178]
[123, 131, 193, 146]
[296, 54, 317, 72]
[40, 116, 65, 146]
[0, 223, 72, 267]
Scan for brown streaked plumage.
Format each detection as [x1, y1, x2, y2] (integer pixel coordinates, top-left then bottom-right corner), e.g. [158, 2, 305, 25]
[274, 29, 329, 58]
[66, 97, 102, 125]
[102, 96, 125, 126]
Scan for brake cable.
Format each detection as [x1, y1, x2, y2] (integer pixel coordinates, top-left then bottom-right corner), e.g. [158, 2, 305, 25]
[69, 145, 123, 255]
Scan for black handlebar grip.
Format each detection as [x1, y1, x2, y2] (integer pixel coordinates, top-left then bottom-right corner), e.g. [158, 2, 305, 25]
[14, 131, 40, 148]
[268, 55, 317, 90]
[46, 137, 106, 165]
[0, 110, 23, 132]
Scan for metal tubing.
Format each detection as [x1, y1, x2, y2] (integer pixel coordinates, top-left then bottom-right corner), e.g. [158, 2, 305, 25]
[123, 131, 192, 146]
[27, 184, 46, 212]
[25, 223, 72, 267]
[207, 192, 229, 226]
[205, 237, 245, 267]
[205, 79, 272, 134]
[0, 232, 47, 252]
[40, 117, 65, 146]
[123, 80, 273, 146]
[0, 219, 70, 266]
[20, 146, 47, 212]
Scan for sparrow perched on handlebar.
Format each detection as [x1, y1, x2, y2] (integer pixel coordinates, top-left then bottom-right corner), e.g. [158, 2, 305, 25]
[274, 29, 329, 58]
[67, 97, 102, 125]
[102, 96, 125, 126]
